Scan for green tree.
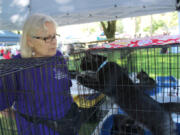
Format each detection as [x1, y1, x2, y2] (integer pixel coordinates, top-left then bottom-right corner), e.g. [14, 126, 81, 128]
[144, 19, 165, 34]
[116, 20, 124, 34]
[82, 27, 96, 34]
[158, 12, 178, 33]
[135, 17, 141, 33]
[143, 12, 178, 35]
[168, 12, 178, 28]
[100, 20, 116, 41]
[81, 23, 100, 35]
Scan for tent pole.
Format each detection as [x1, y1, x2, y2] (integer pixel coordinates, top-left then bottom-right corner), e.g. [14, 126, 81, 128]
[28, 0, 32, 15]
[178, 12, 180, 34]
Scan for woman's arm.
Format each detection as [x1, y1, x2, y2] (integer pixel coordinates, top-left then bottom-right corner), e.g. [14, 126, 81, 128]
[0, 75, 17, 111]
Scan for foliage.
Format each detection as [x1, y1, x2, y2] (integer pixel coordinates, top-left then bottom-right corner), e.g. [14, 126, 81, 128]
[81, 23, 101, 35]
[116, 20, 124, 33]
[143, 19, 165, 34]
[143, 12, 178, 35]
[169, 12, 178, 28]
[135, 17, 141, 33]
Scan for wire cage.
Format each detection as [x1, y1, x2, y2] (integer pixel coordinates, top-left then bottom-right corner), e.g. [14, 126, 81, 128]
[0, 56, 99, 135]
[0, 44, 180, 135]
[69, 43, 180, 135]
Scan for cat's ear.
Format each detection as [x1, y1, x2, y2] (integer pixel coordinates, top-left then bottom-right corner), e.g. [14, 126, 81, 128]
[103, 57, 107, 62]
[97, 55, 107, 62]
[100, 55, 107, 61]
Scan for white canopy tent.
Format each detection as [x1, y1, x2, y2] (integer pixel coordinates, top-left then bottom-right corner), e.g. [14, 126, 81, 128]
[0, 0, 178, 30]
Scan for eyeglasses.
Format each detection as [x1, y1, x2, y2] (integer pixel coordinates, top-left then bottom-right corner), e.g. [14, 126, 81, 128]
[32, 34, 60, 43]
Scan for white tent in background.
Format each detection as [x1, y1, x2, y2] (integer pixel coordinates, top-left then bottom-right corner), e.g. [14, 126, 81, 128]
[0, 0, 178, 30]
[0, 30, 20, 42]
[0, 30, 20, 48]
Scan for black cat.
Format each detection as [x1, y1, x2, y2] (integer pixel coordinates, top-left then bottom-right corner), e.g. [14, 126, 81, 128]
[136, 70, 157, 91]
[77, 53, 177, 135]
[111, 114, 145, 135]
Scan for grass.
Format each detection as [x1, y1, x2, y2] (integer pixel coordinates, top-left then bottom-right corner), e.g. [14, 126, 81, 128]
[0, 46, 179, 134]
[125, 48, 180, 79]
[68, 47, 180, 79]
[0, 116, 17, 135]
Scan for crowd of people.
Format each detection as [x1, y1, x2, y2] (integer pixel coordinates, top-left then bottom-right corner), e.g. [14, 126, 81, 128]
[0, 47, 19, 59]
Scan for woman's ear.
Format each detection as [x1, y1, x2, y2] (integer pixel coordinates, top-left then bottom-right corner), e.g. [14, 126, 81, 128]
[27, 35, 34, 48]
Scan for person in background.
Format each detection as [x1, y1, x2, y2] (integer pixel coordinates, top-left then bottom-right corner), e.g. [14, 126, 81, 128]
[11, 48, 17, 57]
[0, 48, 4, 56]
[3, 49, 11, 59]
[0, 13, 84, 135]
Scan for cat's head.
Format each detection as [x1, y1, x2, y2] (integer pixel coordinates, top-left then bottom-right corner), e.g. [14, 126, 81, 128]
[80, 53, 107, 71]
[137, 70, 149, 80]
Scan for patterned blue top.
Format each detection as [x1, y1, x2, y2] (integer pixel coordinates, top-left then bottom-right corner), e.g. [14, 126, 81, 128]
[0, 51, 73, 135]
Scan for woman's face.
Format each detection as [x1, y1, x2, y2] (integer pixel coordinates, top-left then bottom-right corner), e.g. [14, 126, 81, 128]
[28, 22, 57, 57]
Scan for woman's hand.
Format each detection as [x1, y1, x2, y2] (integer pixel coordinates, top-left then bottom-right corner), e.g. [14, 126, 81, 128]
[0, 107, 15, 119]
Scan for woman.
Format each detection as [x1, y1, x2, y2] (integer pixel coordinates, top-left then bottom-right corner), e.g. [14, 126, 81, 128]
[0, 13, 82, 135]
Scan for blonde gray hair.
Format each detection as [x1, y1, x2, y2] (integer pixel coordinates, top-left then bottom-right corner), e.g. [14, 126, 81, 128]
[20, 13, 57, 58]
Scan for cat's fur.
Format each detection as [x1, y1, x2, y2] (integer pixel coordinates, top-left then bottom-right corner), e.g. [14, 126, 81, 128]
[77, 53, 177, 135]
[111, 114, 145, 135]
[136, 70, 157, 91]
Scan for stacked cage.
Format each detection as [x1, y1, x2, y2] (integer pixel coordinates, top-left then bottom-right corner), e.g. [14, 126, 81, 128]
[0, 56, 95, 135]
[70, 44, 180, 135]
[0, 44, 180, 135]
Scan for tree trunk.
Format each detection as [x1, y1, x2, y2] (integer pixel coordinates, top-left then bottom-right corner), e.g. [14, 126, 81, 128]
[100, 20, 116, 42]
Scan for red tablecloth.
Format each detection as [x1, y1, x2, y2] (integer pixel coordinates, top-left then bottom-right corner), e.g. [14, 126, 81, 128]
[91, 35, 180, 50]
